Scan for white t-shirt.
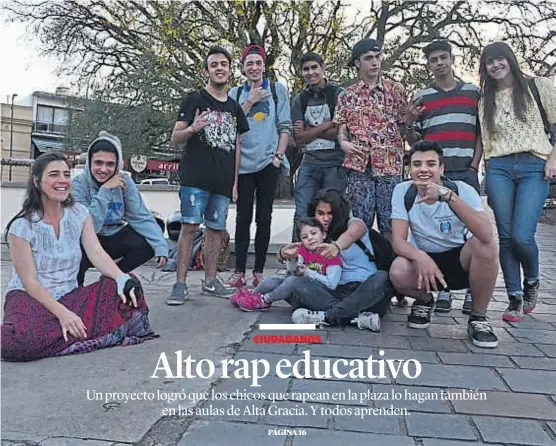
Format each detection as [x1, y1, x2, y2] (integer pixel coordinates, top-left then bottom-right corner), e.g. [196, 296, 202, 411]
[5, 204, 89, 300]
[391, 180, 483, 253]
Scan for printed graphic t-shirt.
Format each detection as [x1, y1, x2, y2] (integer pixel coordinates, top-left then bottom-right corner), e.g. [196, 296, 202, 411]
[298, 245, 342, 274]
[177, 89, 249, 198]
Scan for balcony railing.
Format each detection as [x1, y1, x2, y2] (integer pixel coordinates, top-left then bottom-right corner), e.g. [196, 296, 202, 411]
[32, 122, 68, 135]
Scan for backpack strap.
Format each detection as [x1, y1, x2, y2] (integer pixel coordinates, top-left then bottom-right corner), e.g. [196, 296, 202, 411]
[529, 78, 554, 143]
[355, 239, 375, 262]
[270, 81, 278, 116]
[404, 179, 459, 213]
[299, 90, 310, 120]
[236, 85, 244, 104]
[324, 84, 338, 119]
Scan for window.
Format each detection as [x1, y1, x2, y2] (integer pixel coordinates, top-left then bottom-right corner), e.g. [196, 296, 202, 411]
[35, 105, 69, 133]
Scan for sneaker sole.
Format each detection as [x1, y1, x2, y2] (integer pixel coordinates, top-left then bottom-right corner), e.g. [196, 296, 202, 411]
[470, 337, 499, 348]
[166, 299, 187, 306]
[462, 307, 472, 315]
[502, 314, 522, 322]
[523, 304, 536, 315]
[238, 305, 271, 312]
[408, 321, 430, 329]
[201, 290, 234, 298]
[434, 306, 451, 313]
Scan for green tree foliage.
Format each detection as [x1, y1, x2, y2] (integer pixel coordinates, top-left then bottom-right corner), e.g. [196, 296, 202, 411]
[4, 0, 555, 193]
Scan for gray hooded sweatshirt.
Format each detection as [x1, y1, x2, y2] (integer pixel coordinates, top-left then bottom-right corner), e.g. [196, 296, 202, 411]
[71, 131, 168, 258]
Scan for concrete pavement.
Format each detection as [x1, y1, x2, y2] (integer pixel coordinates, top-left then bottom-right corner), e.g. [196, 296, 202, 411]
[2, 205, 556, 445]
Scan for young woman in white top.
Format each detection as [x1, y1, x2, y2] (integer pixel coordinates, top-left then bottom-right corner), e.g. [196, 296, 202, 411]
[479, 42, 556, 323]
[2, 152, 156, 361]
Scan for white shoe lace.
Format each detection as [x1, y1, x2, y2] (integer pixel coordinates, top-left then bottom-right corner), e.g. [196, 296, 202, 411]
[351, 312, 380, 331]
[470, 319, 494, 334]
[411, 305, 431, 318]
[293, 309, 327, 327]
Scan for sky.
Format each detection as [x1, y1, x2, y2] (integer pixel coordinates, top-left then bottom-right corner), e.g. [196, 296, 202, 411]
[0, 19, 72, 103]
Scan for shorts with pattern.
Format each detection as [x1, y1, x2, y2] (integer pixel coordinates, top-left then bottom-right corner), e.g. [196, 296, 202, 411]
[179, 186, 229, 231]
[346, 167, 401, 233]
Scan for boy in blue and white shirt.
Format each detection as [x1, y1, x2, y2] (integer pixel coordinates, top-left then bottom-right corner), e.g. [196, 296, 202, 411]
[389, 141, 499, 349]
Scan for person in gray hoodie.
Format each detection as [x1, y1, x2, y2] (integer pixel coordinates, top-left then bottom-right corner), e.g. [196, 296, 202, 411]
[226, 45, 292, 289]
[72, 131, 168, 286]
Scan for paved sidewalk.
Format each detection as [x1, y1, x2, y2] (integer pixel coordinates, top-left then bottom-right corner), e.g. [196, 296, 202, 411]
[1, 213, 556, 445]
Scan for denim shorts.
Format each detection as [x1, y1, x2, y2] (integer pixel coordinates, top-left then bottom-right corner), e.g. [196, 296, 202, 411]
[179, 186, 229, 230]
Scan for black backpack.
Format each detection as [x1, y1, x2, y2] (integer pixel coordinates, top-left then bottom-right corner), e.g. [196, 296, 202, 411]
[355, 229, 396, 272]
[236, 81, 279, 116]
[403, 179, 459, 212]
[299, 83, 339, 121]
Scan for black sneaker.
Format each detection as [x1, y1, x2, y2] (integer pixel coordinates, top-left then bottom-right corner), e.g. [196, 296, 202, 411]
[523, 279, 540, 315]
[462, 289, 473, 314]
[468, 315, 499, 348]
[408, 298, 434, 329]
[435, 289, 452, 313]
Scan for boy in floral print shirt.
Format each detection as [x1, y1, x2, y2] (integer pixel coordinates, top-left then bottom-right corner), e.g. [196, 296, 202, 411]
[334, 38, 408, 239]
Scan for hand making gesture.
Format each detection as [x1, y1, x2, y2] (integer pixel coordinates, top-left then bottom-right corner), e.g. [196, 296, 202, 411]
[191, 109, 209, 133]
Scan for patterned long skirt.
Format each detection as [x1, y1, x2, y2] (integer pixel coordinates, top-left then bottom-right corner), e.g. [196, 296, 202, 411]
[1, 276, 158, 362]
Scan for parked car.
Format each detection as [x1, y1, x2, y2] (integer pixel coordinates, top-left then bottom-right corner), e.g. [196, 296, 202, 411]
[140, 178, 169, 185]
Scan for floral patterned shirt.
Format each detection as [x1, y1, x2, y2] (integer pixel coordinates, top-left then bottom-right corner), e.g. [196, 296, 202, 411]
[334, 79, 408, 176]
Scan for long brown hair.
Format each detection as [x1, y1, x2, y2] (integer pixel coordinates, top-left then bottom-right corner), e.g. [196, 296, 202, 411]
[4, 152, 75, 242]
[479, 42, 532, 135]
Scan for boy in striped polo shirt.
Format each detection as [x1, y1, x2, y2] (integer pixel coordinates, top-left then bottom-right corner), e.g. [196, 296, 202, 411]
[405, 41, 483, 314]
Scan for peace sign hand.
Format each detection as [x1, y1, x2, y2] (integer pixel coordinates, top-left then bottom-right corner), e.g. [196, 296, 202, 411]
[191, 109, 209, 133]
[413, 180, 443, 204]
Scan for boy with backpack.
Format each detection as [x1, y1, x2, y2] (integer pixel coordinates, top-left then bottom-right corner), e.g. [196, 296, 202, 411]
[389, 141, 499, 348]
[291, 52, 346, 241]
[226, 44, 292, 290]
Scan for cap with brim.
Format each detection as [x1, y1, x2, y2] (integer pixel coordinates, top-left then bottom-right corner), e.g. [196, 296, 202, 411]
[348, 38, 382, 67]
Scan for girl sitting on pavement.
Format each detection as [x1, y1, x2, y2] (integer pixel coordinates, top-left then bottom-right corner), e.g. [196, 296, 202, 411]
[278, 188, 396, 332]
[231, 217, 342, 311]
[1, 152, 157, 362]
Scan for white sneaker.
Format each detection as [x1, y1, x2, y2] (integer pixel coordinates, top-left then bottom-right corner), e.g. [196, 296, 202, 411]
[351, 312, 381, 332]
[292, 309, 328, 327]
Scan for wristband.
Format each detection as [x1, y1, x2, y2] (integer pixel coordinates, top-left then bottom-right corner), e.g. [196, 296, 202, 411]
[331, 241, 342, 254]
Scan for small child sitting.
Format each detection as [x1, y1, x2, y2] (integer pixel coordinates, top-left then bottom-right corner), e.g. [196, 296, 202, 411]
[231, 218, 342, 311]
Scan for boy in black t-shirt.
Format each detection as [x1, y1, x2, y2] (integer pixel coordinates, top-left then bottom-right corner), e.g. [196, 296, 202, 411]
[167, 46, 249, 305]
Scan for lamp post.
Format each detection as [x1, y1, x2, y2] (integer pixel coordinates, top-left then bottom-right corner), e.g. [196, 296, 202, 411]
[9, 93, 18, 181]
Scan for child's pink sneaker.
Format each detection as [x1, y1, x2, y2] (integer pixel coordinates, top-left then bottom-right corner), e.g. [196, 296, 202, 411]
[252, 271, 264, 287]
[230, 287, 249, 308]
[237, 289, 271, 312]
[226, 272, 246, 288]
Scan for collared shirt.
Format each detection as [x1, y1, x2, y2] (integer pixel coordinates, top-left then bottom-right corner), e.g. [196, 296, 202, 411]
[334, 78, 408, 176]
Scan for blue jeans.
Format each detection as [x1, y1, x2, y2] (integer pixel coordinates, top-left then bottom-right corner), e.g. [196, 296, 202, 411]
[179, 186, 229, 230]
[292, 164, 347, 241]
[486, 153, 549, 296]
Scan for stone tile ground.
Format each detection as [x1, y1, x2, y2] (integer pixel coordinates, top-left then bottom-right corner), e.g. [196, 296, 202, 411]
[2, 211, 556, 445]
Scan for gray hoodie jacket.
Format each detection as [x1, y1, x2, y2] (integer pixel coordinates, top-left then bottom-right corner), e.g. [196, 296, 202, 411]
[71, 131, 168, 258]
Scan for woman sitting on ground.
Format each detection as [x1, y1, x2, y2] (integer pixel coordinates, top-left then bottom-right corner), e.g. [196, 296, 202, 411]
[1, 152, 157, 362]
[278, 188, 395, 331]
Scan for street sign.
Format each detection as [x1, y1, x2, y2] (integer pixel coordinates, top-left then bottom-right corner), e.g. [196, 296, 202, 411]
[130, 155, 148, 172]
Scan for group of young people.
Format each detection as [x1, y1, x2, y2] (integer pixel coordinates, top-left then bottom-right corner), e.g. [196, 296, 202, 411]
[2, 38, 555, 361]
